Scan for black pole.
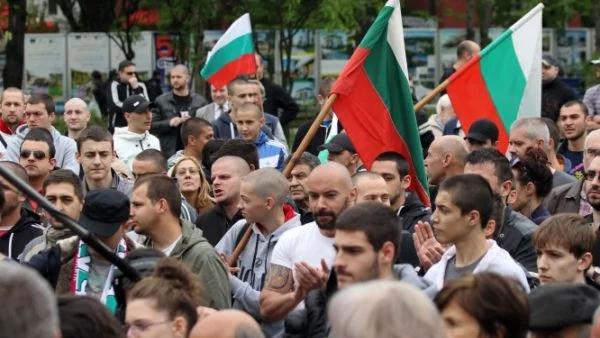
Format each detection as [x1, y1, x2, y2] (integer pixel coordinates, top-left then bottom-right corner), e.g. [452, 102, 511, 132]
[0, 166, 140, 282]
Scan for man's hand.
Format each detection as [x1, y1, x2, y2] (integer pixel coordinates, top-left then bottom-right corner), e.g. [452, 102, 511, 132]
[413, 221, 446, 271]
[294, 259, 329, 291]
[169, 117, 183, 127]
[219, 253, 240, 278]
[128, 76, 139, 89]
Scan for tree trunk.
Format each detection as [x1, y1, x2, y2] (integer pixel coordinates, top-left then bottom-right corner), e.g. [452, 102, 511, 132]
[78, 0, 116, 32]
[4, 0, 26, 88]
[466, 0, 475, 40]
[595, 0, 600, 53]
[478, 0, 493, 48]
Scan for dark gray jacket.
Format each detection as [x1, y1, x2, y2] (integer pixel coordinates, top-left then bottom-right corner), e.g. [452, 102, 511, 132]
[496, 208, 538, 272]
[151, 92, 207, 157]
[545, 179, 584, 215]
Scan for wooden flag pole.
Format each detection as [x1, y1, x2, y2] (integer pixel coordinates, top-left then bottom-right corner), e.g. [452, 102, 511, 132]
[227, 93, 339, 267]
[413, 77, 452, 112]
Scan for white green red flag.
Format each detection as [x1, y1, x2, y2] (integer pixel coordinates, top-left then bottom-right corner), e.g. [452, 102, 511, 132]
[446, 4, 544, 153]
[200, 13, 257, 88]
[330, 0, 429, 206]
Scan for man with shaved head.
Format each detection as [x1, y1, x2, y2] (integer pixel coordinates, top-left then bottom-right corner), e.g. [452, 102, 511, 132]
[260, 161, 355, 323]
[424, 135, 468, 186]
[216, 168, 301, 336]
[0, 87, 25, 139]
[63, 98, 91, 141]
[439, 40, 481, 93]
[352, 171, 390, 205]
[190, 309, 265, 338]
[152, 64, 208, 158]
[196, 155, 252, 245]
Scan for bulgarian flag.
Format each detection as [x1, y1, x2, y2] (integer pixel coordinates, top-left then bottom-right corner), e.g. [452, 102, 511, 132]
[330, 0, 429, 206]
[200, 13, 257, 88]
[446, 4, 544, 153]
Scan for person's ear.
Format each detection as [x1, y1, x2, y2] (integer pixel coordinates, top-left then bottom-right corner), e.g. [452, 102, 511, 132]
[171, 316, 187, 338]
[466, 210, 480, 228]
[50, 158, 57, 168]
[401, 174, 411, 190]
[265, 197, 275, 210]
[484, 219, 496, 239]
[49, 112, 55, 123]
[578, 252, 593, 272]
[442, 153, 452, 167]
[317, 94, 326, 105]
[349, 187, 357, 203]
[501, 180, 512, 198]
[526, 182, 536, 196]
[76, 152, 81, 164]
[380, 241, 396, 265]
[259, 117, 265, 128]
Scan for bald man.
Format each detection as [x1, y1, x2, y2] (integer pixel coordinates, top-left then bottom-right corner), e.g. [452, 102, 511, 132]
[260, 162, 355, 322]
[63, 98, 91, 140]
[190, 310, 265, 338]
[152, 64, 207, 158]
[424, 135, 468, 186]
[440, 40, 481, 89]
[196, 155, 252, 245]
[352, 171, 390, 205]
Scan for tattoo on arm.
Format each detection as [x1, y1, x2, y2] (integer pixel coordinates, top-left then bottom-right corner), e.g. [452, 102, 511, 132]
[265, 264, 291, 290]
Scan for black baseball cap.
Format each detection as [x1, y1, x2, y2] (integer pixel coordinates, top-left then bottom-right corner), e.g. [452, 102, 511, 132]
[317, 133, 356, 153]
[123, 95, 155, 114]
[467, 119, 499, 143]
[79, 189, 130, 237]
[542, 55, 560, 68]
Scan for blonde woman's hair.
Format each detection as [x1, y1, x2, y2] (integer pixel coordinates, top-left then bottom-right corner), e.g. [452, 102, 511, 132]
[171, 156, 214, 212]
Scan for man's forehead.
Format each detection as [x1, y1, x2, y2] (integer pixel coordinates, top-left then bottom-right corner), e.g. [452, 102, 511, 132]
[25, 103, 47, 112]
[291, 164, 310, 174]
[45, 183, 77, 196]
[22, 140, 49, 150]
[81, 140, 112, 152]
[590, 156, 600, 170]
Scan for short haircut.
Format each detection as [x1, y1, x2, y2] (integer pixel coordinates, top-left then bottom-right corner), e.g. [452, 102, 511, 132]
[329, 280, 445, 338]
[227, 76, 251, 96]
[237, 102, 263, 118]
[134, 149, 167, 173]
[510, 118, 550, 144]
[457, 40, 477, 58]
[134, 175, 182, 218]
[318, 77, 336, 97]
[561, 100, 589, 116]
[285, 152, 320, 171]
[533, 213, 596, 258]
[490, 193, 506, 239]
[434, 272, 530, 338]
[351, 171, 384, 186]
[22, 128, 56, 158]
[211, 139, 259, 170]
[439, 174, 494, 227]
[58, 295, 122, 338]
[374, 151, 409, 177]
[512, 147, 553, 198]
[0, 87, 24, 103]
[466, 148, 513, 183]
[129, 257, 203, 337]
[77, 125, 113, 152]
[241, 168, 289, 206]
[540, 117, 560, 149]
[436, 94, 452, 114]
[27, 93, 55, 114]
[0, 261, 60, 338]
[181, 117, 212, 147]
[118, 59, 135, 70]
[0, 161, 29, 184]
[43, 169, 84, 201]
[335, 202, 400, 259]
[202, 139, 227, 172]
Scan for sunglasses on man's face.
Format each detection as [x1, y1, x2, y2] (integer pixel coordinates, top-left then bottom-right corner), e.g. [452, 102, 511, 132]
[126, 72, 135, 76]
[20, 150, 47, 160]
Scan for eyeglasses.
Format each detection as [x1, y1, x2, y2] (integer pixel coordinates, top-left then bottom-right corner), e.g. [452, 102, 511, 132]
[20, 150, 47, 160]
[585, 170, 600, 182]
[123, 320, 171, 334]
[126, 71, 135, 76]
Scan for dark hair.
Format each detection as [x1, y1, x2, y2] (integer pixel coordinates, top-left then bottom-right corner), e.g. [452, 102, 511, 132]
[540, 117, 560, 149]
[22, 128, 56, 158]
[374, 151, 409, 176]
[434, 272, 529, 338]
[118, 59, 135, 71]
[533, 213, 596, 258]
[134, 175, 182, 218]
[134, 149, 167, 173]
[511, 147, 553, 198]
[466, 148, 513, 183]
[43, 169, 83, 202]
[561, 100, 589, 116]
[27, 93, 55, 114]
[0, 161, 29, 184]
[58, 295, 122, 338]
[490, 193, 506, 239]
[77, 126, 113, 152]
[285, 152, 320, 171]
[335, 202, 400, 260]
[128, 257, 204, 336]
[211, 139, 259, 170]
[440, 174, 494, 228]
[202, 139, 226, 180]
[181, 117, 213, 147]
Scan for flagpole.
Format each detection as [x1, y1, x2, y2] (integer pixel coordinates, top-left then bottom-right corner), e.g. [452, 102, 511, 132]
[227, 93, 338, 267]
[413, 77, 452, 112]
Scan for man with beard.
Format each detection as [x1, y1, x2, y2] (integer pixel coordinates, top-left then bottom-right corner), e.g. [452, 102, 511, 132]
[0, 87, 25, 147]
[152, 65, 207, 158]
[260, 162, 355, 323]
[584, 156, 600, 229]
[558, 100, 587, 178]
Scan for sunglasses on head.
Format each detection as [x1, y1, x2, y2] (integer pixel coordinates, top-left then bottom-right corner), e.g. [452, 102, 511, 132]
[20, 150, 47, 160]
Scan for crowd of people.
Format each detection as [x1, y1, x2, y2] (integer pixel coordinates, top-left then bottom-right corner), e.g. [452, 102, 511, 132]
[4, 43, 600, 338]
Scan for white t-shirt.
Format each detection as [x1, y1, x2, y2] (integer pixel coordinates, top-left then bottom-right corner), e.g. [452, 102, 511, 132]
[161, 235, 182, 257]
[269, 221, 336, 308]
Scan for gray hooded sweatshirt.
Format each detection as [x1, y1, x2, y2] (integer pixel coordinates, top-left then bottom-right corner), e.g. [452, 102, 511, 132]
[7, 125, 79, 175]
[216, 208, 301, 338]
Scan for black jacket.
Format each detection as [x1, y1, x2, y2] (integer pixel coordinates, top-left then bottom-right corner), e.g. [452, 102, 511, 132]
[0, 208, 43, 259]
[496, 207, 538, 272]
[151, 92, 208, 158]
[292, 118, 344, 156]
[261, 78, 299, 127]
[106, 80, 149, 132]
[541, 78, 578, 121]
[195, 204, 243, 246]
[398, 192, 431, 233]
